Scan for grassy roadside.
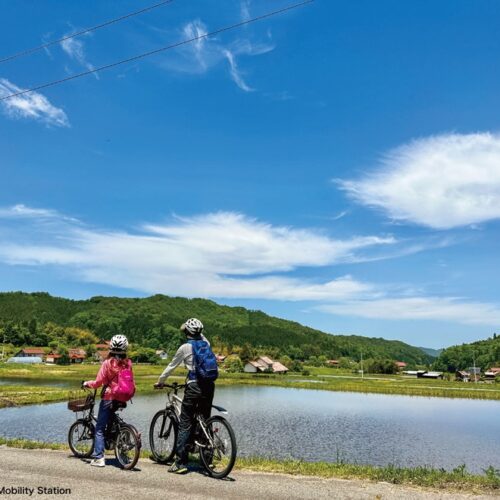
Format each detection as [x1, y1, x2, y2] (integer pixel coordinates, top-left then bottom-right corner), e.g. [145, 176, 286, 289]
[1, 363, 500, 404]
[0, 437, 498, 492]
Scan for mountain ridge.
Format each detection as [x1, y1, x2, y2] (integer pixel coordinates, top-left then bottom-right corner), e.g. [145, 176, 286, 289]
[0, 291, 433, 364]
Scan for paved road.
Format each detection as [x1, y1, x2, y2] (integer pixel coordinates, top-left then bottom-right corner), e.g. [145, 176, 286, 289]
[0, 447, 495, 499]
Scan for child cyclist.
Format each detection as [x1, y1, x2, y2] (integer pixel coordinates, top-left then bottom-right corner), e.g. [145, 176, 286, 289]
[83, 334, 134, 467]
[154, 318, 218, 474]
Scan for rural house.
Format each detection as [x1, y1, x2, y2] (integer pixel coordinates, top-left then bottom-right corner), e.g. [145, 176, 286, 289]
[244, 356, 289, 374]
[456, 370, 471, 382]
[14, 348, 45, 358]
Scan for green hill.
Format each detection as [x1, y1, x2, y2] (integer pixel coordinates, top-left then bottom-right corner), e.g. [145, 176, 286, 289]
[418, 346, 443, 358]
[0, 292, 432, 364]
[433, 335, 500, 372]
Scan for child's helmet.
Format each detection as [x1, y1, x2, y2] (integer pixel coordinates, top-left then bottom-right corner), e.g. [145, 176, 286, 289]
[110, 334, 129, 352]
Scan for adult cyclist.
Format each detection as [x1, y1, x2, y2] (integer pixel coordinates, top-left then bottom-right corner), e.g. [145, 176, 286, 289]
[154, 318, 217, 474]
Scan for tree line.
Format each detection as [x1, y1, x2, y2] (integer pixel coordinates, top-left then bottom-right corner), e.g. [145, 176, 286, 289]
[0, 292, 433, 365]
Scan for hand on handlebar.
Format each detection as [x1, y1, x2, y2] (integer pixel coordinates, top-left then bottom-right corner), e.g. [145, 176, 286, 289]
[154, 382, 165, 389]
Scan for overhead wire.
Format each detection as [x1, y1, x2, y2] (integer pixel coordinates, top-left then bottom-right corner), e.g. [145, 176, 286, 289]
[0, 0, 314, 102]
[0, 0, 176, 64]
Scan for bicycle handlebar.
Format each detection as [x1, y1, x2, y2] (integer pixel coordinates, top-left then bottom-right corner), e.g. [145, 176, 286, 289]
[154, 382, 186, 391]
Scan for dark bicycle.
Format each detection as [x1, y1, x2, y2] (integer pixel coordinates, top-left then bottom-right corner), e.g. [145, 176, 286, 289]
[149, 382, 237, 479]
[67, 385, 141, 470]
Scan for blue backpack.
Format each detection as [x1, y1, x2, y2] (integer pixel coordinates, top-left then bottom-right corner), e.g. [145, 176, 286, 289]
[188, 339, 219, 382]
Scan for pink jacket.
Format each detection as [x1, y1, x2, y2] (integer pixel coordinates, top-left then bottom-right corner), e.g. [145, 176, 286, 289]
[86, 358, 131, 400]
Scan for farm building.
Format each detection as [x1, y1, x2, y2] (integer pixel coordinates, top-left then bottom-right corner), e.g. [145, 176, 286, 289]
[7, 356, 42, 364]
[14, 348, 45, 358]
[244, 356, 288, 374]
[456, 370, 471, 382]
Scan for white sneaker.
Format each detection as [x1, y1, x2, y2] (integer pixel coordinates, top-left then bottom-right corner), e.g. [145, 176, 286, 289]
[90, 458, 105, 467]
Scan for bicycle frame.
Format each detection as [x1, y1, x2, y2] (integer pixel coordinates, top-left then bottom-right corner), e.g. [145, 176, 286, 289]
[158, 383, 228, 449]
[76, 387, 129, 446]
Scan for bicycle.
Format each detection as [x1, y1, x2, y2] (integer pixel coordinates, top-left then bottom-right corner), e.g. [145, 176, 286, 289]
[67, 385, 142, 470]
[149, 382, 237, 479]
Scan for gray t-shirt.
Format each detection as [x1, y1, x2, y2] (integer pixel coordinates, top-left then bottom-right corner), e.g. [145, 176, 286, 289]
[158, 334, 210, 384]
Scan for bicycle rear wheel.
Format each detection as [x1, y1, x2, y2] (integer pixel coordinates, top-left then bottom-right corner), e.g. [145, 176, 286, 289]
[68, 419, 94, 458]
[149, 410, 177, 464]
[115, 424, 141, 470]
[199, 416, 237, 479]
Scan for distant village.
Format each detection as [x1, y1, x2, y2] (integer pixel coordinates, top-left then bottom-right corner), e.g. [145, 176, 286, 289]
[5, 342, 499, 382]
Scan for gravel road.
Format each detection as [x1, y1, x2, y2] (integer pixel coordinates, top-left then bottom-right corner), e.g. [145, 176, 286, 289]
[0, 447, 496, 499]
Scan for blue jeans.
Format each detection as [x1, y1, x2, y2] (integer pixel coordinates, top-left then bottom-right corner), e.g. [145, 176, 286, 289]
[93, 400, 115, 459]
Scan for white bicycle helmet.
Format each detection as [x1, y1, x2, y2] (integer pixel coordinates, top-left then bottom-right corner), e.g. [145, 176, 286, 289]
[110, 334, 129, 352]
[181, 318, 204, 336]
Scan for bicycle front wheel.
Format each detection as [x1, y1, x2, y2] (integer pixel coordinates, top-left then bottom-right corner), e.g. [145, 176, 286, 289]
[149, 410, 177, 464]
[115, 424, 141, 470]
[200, 415, 237, 479]
[68, 419, 94, 458]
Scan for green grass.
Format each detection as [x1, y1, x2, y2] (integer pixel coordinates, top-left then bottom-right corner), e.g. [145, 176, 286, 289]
[236, 457, 500, 492]
[0, 385, 69, 408]
[1, 362, 500, 402]
[0, 437, 498, 492]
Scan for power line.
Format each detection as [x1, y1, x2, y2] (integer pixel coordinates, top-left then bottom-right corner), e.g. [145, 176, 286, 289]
[0, 0, 176, 65]
[0, 0, 314, 102]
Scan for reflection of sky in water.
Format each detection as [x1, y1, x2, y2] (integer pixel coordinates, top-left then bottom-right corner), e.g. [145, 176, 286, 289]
[0, 385, 499, 473]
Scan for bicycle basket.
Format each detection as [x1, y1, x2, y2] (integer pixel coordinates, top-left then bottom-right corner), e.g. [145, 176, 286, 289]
[67, 390, 93, 412]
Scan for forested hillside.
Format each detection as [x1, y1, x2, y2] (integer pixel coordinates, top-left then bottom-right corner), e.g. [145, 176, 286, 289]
[433, 335, 500, 372]
[0, 292, 432, 364]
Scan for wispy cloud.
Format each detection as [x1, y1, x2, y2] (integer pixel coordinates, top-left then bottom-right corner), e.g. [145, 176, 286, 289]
[337, 132, 500, 229]
[161, 17, 274, 92]
[60, 34, 98, 78]
[0, 207, 392, 300]
[222, 49, 254, 92]
[318, 296, 500, 327]
[241, 0, 251, 22]
[1, 205, 496, 326]
[0, 204, 78, 222]
[0, 78, 69, 127]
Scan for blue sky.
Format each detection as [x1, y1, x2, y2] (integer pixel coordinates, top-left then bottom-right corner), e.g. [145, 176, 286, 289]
[1, 0, 500, 348]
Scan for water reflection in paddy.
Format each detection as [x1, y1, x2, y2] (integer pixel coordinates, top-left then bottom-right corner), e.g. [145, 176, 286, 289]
[0, 385, 498, 473]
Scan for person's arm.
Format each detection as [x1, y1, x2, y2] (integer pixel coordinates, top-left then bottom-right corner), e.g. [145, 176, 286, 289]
[157, 346, 186, 384]
[85, 360, 110, 389]
[201, 333, 210, 346]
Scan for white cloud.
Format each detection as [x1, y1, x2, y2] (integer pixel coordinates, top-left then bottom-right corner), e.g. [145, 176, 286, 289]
[60, 35, 98, 78]
[319, 296, 500, 327]
[338, 132, 500, 229]
[223, 49, 254, 92]
[0, 208, 392, 300]
[162, 18, 274, 91]
[241, 0, 251, 22]
[0, 78, 69, 127]
[3, 205, 499, 326]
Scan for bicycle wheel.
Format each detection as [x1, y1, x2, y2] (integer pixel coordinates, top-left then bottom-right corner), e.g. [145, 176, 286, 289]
[149, 410, 177, 464]
[115, 424, 141, 470]
[68, 419, 94, 458]
[199, 416, 237, 479]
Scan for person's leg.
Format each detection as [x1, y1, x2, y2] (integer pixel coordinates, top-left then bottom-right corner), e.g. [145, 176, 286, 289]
[92, 400, 113, 461]
[175, 383, 201, 467]
[199, 381, 215, 421]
